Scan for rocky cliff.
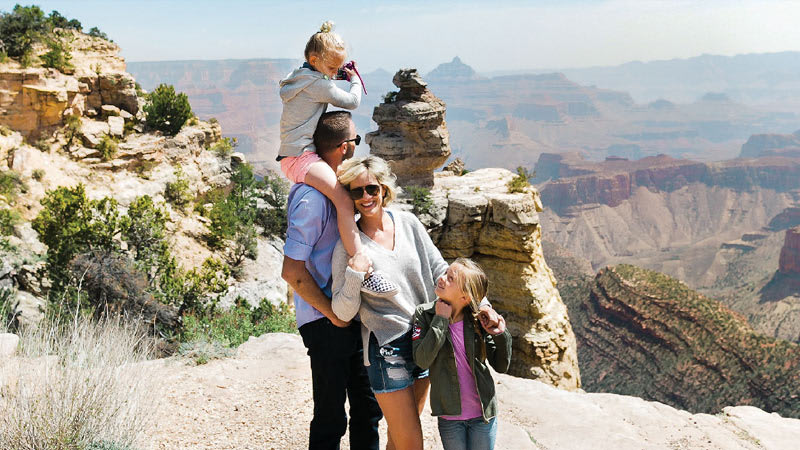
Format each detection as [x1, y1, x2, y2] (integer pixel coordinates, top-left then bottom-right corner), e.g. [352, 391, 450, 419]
[422, 169, 581, 389]
[0, 26, 288, 327]
[0, 30, 137, 141]
[556, 262, 800, 418]
[779, 227, 800, 276]
[537, 152, 800, 214]
[366, 69, 451, 187]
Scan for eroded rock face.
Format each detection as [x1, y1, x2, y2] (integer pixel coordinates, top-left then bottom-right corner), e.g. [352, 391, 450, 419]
[779, 227, 800, 275]
[570, 264, 800, 418]
[366, 69, 450, 187]
[426, 169, 581, 390]
[0, 30, 137, 141]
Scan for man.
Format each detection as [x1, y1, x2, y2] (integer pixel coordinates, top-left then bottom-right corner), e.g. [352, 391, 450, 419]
[281, 111, 382, 450]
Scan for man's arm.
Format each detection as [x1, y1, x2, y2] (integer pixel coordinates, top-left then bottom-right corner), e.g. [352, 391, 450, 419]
[282, 256, 350, 328]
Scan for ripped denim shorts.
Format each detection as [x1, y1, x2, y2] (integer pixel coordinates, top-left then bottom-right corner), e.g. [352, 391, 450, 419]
[366, 329, 429, 394]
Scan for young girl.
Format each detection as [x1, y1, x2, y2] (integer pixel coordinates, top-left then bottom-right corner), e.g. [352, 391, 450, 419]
[279, 21, 394, 295]
[412, 258, 512, 450]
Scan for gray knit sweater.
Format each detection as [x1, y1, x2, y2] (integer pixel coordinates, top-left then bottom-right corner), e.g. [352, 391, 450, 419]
[331, 209, 448, 360]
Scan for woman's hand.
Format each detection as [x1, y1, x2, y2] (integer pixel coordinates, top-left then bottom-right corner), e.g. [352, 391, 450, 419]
[435, 299, 452, 319]
[348, 251, 372, 279]
[478, 308, 506, 335]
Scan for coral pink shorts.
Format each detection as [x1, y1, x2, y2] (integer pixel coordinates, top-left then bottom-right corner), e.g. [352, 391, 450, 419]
[280, 151, 322, 184]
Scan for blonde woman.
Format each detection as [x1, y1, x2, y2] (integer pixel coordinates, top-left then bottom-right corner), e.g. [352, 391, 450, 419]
[330, 156, 502, 450]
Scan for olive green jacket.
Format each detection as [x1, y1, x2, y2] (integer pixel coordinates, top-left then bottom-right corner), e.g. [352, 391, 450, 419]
[412, 301, 512, 421]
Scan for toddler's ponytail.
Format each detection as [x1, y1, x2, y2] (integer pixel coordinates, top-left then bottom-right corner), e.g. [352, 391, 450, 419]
[304, 20, 346, 61]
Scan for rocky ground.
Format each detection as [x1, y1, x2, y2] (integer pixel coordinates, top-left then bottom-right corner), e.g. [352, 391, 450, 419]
[146, 333, 800, 450]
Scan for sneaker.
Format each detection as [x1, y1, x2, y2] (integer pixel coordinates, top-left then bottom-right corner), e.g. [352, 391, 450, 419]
[361, 270, 399, 298]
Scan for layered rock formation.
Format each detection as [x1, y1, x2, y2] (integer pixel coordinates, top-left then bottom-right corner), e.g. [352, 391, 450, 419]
[740, 130, 800, 158]
[537, 152, 800, 214]
[0, 30, 137, 141]
[779, 226, 800, 275]
[366, 69, 450, 187]
[563, 263, 800, 417]
[0, 27, 289, 326]
[422, 169, 581, 390]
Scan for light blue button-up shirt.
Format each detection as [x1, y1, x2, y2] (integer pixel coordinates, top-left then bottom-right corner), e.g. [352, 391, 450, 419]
[283, 183, 340, 328]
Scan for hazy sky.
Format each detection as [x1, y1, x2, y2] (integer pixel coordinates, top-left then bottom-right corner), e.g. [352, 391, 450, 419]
[9, 0, 800, 72]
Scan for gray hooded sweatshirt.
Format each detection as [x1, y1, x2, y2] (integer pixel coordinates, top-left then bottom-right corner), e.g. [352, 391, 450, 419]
[278, 66, 362, 158]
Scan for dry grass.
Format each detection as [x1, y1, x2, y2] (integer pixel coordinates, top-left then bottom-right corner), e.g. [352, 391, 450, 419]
[0, 314, 161, 450]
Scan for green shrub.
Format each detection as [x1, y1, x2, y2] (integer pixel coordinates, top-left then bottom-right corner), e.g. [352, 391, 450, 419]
[87, 26, 109, 41]
[32, 184, 123, 294]
[0, 170, 24, 200]
[507, 166, 534, 193]
[143, 84, 192, 136]
[254, 171, 289, 239]
[0, 285, 14, 331]
[181, 297, 296, 349]
[0, 5, 47, 58]
[31, 168, 44, 181]
[64, 114, 82, 147]
[210, 136, 236, 157]
[0, 207, 19, 235]
[164, 167, 193, 207]
[0, 124, 12, 136]
[40, 31, 72, 72]
[208, 164, 260, 268]
[383, 91, 398, 103]
[121, 196, 169, 279]
[46, 10, 81, 31]
[97, 135, 118, 161]
[405, 186, 434, 217]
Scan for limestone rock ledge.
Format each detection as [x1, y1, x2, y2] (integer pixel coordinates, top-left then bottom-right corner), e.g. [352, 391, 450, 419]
[426, 168, 581, 390]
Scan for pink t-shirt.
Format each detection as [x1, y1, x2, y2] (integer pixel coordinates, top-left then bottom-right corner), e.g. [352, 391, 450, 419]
[441, 320, 483, 420]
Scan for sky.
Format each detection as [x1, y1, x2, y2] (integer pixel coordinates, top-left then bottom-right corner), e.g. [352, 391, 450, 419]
[6, 0, 800, 73]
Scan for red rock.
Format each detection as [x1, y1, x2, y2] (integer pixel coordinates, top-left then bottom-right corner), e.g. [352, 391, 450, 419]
[779, 226, 800, 275]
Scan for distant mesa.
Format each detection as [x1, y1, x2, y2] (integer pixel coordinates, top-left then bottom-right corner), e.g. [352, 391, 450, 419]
[425, 56, 481, 82]
[648, 98, 675, 110]
[700, 92, 731, 102]
[740, 130, 800, 158]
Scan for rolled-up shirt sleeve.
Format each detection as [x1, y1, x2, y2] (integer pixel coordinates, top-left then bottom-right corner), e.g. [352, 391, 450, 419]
[283, 191, 327, 261]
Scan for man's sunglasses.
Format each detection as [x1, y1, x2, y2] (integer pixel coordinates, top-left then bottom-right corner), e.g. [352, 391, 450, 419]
[342, 135, 361, 146]
[348, 184, 380, 200]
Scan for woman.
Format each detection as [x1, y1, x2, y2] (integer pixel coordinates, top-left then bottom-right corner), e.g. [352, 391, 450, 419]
[331, 156, 501, 450]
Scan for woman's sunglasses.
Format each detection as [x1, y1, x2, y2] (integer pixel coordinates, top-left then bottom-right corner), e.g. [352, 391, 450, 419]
[348, 184, 380, 200]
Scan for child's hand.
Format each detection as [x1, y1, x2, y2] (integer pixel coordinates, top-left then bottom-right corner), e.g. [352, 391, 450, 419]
[343, 62, 357, 81]
[435, 299, 452, 319]
[349, 251, 372, 278]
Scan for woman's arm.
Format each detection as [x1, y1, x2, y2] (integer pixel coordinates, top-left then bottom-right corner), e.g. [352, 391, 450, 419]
[412, 303, 449, 370]
[331, 240, 366, 321]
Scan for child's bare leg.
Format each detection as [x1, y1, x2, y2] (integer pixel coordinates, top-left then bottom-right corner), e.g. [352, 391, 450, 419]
[304, 161, 363, 258]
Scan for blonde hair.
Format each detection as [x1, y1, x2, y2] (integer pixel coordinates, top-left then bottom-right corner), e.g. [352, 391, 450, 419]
[304, 21, 346, 62]
[453, 257, 489, 361]
[337, 156, 400, 206]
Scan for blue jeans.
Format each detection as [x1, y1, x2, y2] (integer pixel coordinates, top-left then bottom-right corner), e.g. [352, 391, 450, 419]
[366, 331, 428, 394]
[437, 416, 497, 450]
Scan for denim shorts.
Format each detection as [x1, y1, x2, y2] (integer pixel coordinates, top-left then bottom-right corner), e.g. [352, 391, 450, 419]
[366, 330, 428, 394]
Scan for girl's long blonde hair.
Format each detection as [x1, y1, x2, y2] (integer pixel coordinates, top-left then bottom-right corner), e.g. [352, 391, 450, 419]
[304, 21, 346, 61]
[453, 258, 489, 361]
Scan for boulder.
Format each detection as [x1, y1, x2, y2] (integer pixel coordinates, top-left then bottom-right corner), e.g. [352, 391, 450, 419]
[12, 290, 46, 328]
[366, 69, 450, 187]
[108, 115, 124, 137]
[0, 333, 19, 358]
